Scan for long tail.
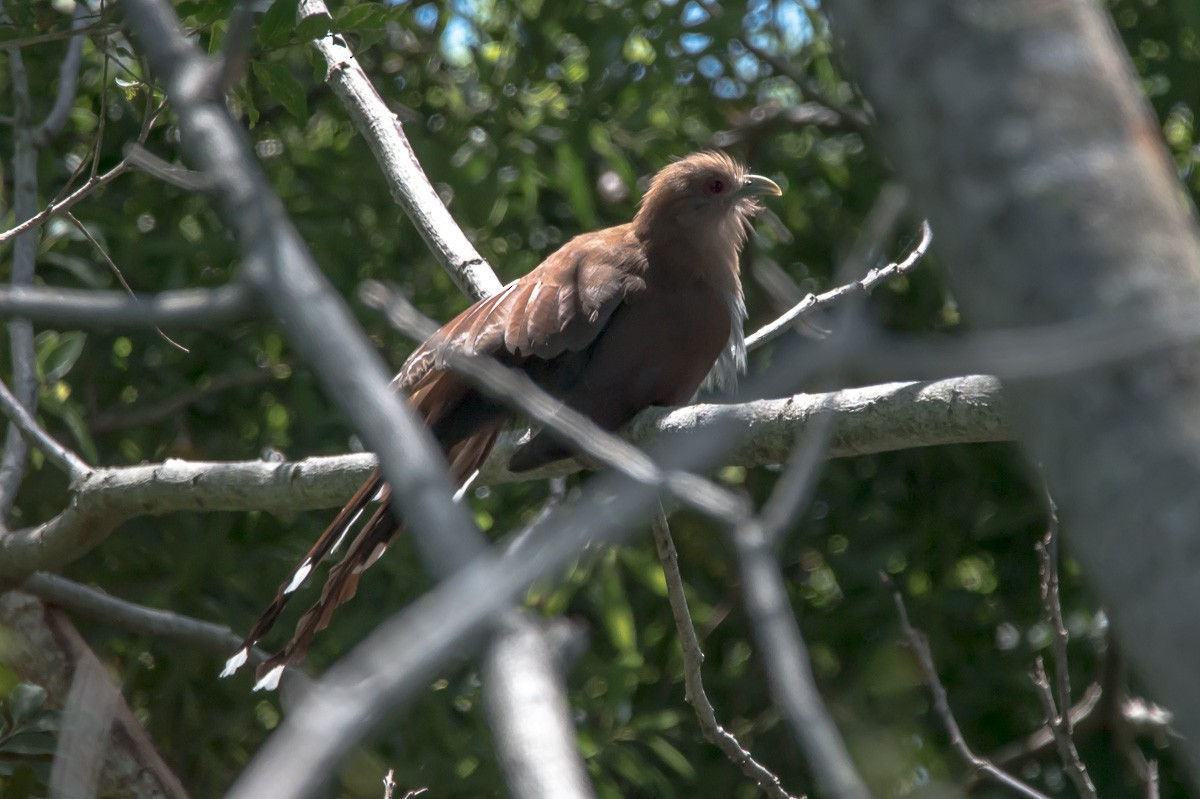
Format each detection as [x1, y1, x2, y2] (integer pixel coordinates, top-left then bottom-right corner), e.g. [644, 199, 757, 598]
[222, 427, 500, 690]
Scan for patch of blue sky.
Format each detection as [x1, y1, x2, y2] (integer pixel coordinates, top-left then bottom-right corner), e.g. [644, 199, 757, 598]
[680, 32, 711, 55]
[413, 3, 438, 31]
[441, 15, 479, 67]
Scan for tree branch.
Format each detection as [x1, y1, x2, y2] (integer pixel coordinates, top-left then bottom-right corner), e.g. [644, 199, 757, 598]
[747, 220, 932, 352]
[650, 508, 800, 799]
[23, 572, 271, 668]
[0, 375, 89, 478]
[32, 4, 90, 147]
[733, 516, 869, 799]
[297, 0, 502, 301]
[0, 283, 260, 329]
[122, 0, 485, 587]
[0, 17, 42, 518]
[0, 454, 376, 580]
[884, 575, 1052, 799]
[0, 376, 1007, 581]
[481, 613, 596, 799]
[0, 591, 191, 799]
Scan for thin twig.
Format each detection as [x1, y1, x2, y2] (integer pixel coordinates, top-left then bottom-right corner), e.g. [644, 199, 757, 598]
[747, 220, 932, 352]
[89, 0, 111, 181]
[985, 681, 1103, 775]
[1032, 488, 1097, 798]
[883, 574, 1053, 799]
[0, 157, 132, 245]
[1031, 657, 1098, 798]
[1036, 490, 1073, 731]
[0, 18, 113, 49]
[650, 507, 800, 799]
[0, 377, 90, 478]
[65, 211, 191, 352]
[693, 0, 873, 135]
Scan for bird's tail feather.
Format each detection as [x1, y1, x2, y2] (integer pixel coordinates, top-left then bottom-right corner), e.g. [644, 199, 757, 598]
[225, 427, 500, 690]
[220, 469, 386, 680]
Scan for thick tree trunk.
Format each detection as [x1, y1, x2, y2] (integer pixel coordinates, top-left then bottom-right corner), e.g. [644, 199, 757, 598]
[828, 0, 1200, 765]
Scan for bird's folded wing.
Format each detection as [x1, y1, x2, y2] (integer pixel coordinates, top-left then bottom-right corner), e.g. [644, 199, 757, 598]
[396, 228, 648, 392]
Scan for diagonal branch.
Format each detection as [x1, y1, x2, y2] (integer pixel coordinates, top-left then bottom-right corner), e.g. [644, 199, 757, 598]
[747, 220, 932, 352]
[650, 508, 800, 799]
[32, 4, 91, 147]
[297, 0, 502, 301]
[884, 574, 1052, 799]
[0, 591, 192, 799]
[0, 376, 89, 478]
[121, 0, 485, 585]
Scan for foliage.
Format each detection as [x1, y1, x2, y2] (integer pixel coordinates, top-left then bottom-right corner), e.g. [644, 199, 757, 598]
[0, 0, 1193, 797]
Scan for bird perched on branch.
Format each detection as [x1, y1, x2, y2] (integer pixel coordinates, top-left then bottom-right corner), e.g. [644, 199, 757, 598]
[223, 151, 782, 689]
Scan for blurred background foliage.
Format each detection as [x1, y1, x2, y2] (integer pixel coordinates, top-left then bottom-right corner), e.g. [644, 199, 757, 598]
[0, 0, 1192, 796]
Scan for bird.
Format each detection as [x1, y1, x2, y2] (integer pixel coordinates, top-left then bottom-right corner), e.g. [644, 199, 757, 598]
[222, 150, 782, 690]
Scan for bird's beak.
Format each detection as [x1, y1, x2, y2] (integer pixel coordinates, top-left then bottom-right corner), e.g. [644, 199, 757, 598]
[738, 174, 783, 198]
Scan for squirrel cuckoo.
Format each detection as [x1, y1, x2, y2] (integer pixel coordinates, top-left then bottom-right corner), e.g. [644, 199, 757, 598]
[223, 151, 782, 689]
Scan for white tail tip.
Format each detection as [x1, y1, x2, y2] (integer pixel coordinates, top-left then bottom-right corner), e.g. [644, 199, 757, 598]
[453, 469, 480, 502]
[253, 664, 285, 692]
[220, 648, 249, 678]
[284, 561, 313, 595]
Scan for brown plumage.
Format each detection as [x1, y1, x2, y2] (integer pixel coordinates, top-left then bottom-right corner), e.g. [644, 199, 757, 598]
[222, 151, 782, 689]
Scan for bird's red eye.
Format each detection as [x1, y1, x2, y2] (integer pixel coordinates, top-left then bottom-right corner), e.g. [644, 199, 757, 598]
[707, 179, 725, 194]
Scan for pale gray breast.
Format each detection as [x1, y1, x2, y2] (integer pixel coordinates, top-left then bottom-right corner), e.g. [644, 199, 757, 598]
[700, 291, 747, 393]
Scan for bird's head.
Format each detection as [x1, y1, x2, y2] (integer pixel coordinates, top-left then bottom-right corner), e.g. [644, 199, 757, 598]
[634, 150, 782, 241]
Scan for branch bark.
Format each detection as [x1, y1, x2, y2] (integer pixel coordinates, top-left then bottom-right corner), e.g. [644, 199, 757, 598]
[0, 592, 191, 799]
[0, 284, 260, 329]
[0, 377, 1006, 581]
[827, 0, 1200, 763]
[297, 0, 502, 301]
[481, 613, 596, 799]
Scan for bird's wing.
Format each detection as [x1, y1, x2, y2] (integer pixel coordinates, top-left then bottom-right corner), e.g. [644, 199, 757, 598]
[395, 225, 648, 393]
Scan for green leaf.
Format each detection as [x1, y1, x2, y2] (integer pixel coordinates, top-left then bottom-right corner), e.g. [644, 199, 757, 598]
[176, 0, 234, 25]
[294, 11, 333, 42]
[258, 0, 299, 49]
[597, 555, 637, 654]
[252, 61, 307, 122]
[8, 684, 46, 727]
[646, 736, 696, 779]
[42, 331, 86, 383]
[0, 732, 57, 757]
[555, 142, 597, 229]
[335, 4, 386, 32]
[55, 403, 98, 465]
